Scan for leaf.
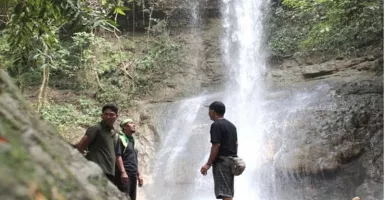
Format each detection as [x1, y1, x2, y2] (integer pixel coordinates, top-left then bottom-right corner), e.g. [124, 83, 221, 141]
[114, 7, 126, 16]
[119, 6, 130, 11]
[106, 19, 119, 27]
[32, 54, 41, 60]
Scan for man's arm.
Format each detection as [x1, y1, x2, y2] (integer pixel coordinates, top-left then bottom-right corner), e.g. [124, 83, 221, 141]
[76, 126, 98, 153]
[200, 143, 220, 176]
[137, 170, 143, 186]
[116, 156, 126, 174]
[206, 143, 220, 166]
[77, 136, 91, 154]
[76, 135, 90, 154]
[201, 123, 221, 176]
[116, 156, 129, 183]
[115, 140, 128, 183]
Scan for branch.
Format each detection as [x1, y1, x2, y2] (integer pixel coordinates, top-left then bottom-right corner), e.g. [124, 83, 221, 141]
[119, 61, 134, 79]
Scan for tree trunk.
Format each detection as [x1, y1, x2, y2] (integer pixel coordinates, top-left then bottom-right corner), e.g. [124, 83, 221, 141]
[37, 66, 47, 112]
[42, 65, 50, 107]
[95, 70, 104, 91]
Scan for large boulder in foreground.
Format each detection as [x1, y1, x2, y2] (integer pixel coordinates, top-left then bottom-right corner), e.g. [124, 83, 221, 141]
[0, 70, 129, 200]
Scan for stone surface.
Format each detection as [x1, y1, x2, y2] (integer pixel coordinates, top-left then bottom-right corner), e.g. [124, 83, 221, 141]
[355, 179, 384, 200]
[257, 57, 383, 200]
[0, 70, 129, 200]
[268, 55, 383, 88]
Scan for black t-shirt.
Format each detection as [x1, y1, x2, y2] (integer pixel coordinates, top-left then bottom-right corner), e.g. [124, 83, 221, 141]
[210, 118, 238, 157]
[115, 137, 138, 177]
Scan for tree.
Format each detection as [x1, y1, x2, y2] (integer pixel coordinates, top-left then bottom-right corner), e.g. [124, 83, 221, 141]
[4, 0, 117, 111]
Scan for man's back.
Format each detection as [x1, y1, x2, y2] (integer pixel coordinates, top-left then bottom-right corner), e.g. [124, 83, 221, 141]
[210, 118, 238, 157]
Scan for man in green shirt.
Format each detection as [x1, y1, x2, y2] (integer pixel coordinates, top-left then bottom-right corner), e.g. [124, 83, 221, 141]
[77, 104, 119, 182]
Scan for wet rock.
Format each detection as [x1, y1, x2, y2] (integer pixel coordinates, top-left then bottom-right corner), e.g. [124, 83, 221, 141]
[355, 180, 383, 200]
[302, 61, 337, 78]
[269, 76, 383, 200]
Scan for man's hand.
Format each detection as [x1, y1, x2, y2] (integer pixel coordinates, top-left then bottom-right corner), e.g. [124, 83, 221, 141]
[138, 175, 144, 187]
[121, 172, 129, 184]
[200, 164, 211, 176]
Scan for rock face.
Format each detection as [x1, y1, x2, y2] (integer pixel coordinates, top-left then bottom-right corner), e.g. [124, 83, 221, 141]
[0, 70, 129, 200]
[264, 77, 383, 200]
[268, 54, 383, 88]
[256, 52, 383, 200]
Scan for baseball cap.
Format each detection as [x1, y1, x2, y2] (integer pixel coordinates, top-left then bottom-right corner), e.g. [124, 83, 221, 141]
[205, 101, 226, 114]
[120, 118, 134, 130]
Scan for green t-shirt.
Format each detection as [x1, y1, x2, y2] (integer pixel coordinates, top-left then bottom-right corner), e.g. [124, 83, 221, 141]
[85, 121, 116, 176]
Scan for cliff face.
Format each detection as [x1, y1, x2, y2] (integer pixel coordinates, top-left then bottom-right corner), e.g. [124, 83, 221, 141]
[131, 1, 383, 199]
[264, 55, 383, 200]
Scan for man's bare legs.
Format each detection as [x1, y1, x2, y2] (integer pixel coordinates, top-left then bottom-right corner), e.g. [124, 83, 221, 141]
[223, 197, 232, 200]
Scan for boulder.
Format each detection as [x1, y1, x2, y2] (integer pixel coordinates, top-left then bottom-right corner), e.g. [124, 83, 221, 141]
[0, 70, 129, 200]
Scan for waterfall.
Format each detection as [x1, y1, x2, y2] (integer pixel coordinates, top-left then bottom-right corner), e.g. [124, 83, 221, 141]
[220, 0, 270, 199]
[145, 0, 273, 199]
[143, 0, 374, 199]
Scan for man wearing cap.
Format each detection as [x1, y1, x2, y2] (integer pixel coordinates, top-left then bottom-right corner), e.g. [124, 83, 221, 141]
[115, 118, 143, 200]
[200, 101, 238, 200]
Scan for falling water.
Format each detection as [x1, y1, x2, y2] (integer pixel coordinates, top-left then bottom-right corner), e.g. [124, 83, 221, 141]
[145, 0, 340, 199]
[220, 0, 269, 199]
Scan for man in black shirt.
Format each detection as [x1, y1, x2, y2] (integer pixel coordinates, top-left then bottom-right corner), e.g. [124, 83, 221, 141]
[200, 101, 238, 200]
[115, 118, 143, 200]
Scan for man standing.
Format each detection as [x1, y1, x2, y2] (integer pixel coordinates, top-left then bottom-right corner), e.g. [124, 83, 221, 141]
[115, 118, 143, 200]
[77, 104, 119, 182]
[200, 101, 238, 200]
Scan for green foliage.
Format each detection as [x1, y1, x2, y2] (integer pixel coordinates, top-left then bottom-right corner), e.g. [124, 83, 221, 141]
[41, 98, 100, 132]
[94, 36, 181, 106]
[44, 32, 131, 90]
[267, 6, 311, 56]
[2, 0, 181, 113]
[0, 34, 11, 69]
[101, 0, 131, 17]
[4, 0, 118, 88]
[96, 83, 131, 107]
[279, 0, 383, 53]
[79, 97, 100, 116]
[133, 38, 180, 94]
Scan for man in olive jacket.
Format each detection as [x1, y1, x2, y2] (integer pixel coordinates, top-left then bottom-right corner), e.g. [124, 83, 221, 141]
[77, 104, 119, 182]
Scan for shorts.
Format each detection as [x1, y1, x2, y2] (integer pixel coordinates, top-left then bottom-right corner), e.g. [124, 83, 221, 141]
[213, 157, 234, 199]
